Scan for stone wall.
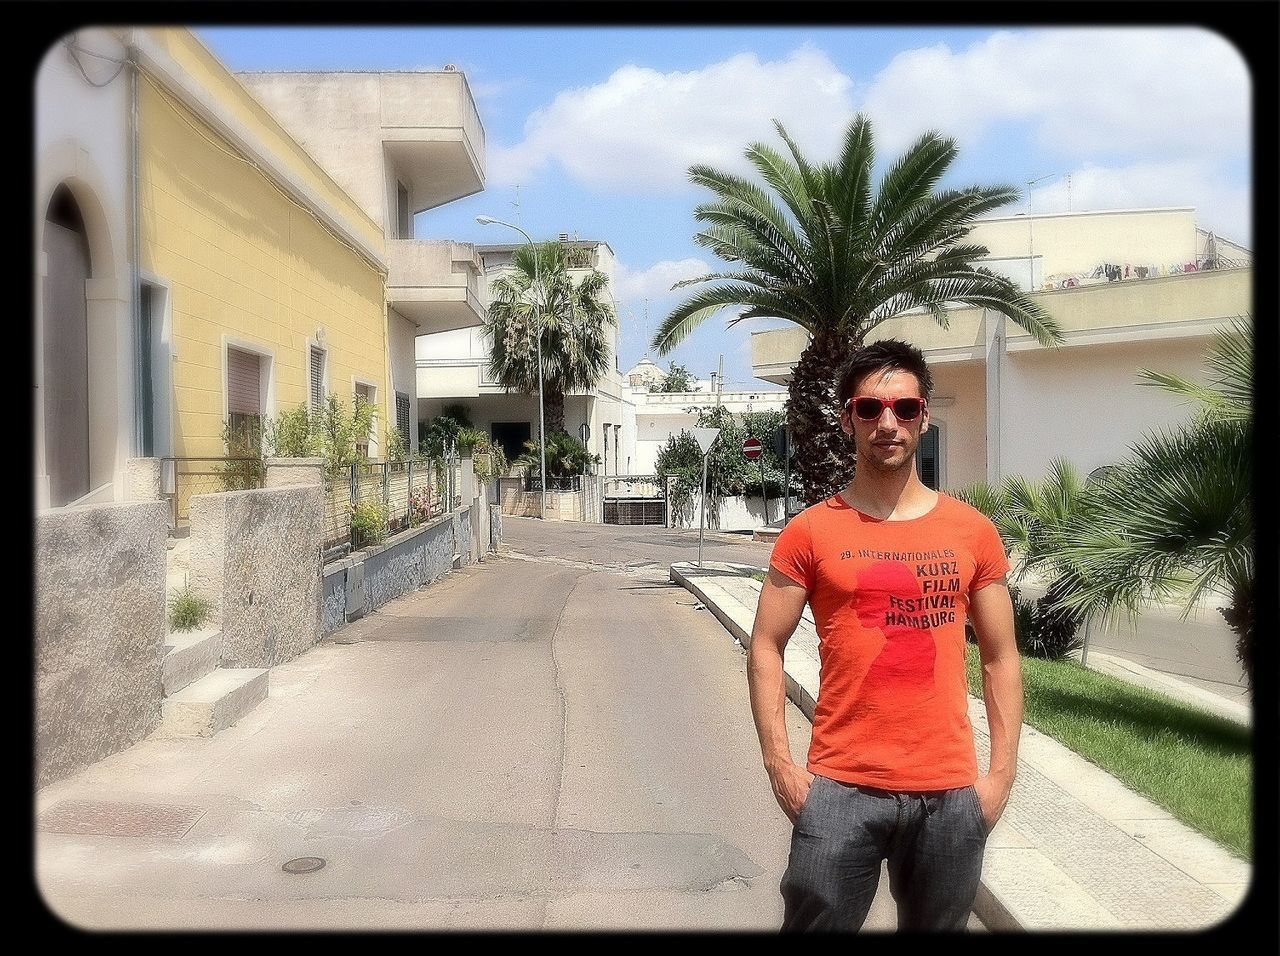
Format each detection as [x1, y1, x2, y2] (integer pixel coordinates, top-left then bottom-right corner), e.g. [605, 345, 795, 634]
[190, 485, 324, 668]
[322, 498, 503, 635]
[35, 501, 168, 789]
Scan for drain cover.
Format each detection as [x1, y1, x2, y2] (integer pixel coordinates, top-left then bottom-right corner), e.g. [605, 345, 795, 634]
[37, 801, 206, 840]
[282, 856, 326, 874]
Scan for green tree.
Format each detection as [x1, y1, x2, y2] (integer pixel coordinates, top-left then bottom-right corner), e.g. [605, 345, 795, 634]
[654, 405, 800, 526]
[650, 362, 698, 393]
[314, 393, 377, 482]
[484, 241, 616, 435]
[1054, 316, 1254, 689]
[651, 115, 1063, 505]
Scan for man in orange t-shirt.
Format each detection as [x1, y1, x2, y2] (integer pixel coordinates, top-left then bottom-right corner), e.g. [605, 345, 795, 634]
[747, 339, 1023, 932]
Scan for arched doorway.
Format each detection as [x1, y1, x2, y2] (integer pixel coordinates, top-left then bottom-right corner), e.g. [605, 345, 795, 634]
[42, 184, 92, 508]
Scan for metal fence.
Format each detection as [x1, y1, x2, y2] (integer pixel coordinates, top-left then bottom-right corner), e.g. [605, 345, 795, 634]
[161, 457, 264, 534]
[602, 474, 667, 526]
[323, 455, 464, 562]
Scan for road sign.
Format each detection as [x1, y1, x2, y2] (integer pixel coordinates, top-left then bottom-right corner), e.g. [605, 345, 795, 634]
[689, 427, 720, 456]
[743, 437, 763, 460]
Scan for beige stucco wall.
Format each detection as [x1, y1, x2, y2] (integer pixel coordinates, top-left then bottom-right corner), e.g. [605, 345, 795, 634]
[969, 208, 1199, 279]
[929, 362, 988, 493]
[998, 338, 1214, 482]
[35, 500, 168, 789]
[239, 71, 484, 233]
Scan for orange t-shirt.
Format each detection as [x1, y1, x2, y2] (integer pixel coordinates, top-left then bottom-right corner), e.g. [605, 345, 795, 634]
[769, 491, 1009, 791]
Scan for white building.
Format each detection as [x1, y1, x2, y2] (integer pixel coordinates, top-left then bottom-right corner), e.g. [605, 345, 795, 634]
[751, 206, 1252, 494]
[415, 238, 639, 475]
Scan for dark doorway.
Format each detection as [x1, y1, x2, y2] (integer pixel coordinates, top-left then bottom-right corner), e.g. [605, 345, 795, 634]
[491, 421, 531, 463]
[43, 184, 92, 507]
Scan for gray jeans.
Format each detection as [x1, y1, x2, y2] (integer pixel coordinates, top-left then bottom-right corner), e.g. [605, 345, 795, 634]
[780, 774, 989, 932]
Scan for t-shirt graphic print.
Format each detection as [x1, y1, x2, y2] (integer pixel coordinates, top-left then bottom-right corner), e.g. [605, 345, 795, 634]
[769, 492, 1009, 791]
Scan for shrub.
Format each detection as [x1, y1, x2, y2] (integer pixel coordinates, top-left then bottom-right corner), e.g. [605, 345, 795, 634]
[219, 419, 264, 491]
[168, 581, 212, 633]
[967, 584, 1035, 647]
[408, 487, 435, 527]
[264, 405, 318, 458]
[351, 498, 389, 548]
[516, 430, 599, 480]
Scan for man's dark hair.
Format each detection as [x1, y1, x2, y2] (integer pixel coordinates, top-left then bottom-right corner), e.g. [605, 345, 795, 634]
[835, 339, 934, 406]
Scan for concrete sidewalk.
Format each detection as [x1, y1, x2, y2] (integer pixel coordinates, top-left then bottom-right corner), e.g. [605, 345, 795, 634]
[670, 561, 1252, 932]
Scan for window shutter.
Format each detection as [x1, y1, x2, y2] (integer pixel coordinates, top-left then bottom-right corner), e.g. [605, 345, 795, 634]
[396, 392, 410, 439]
[310, 346, 325, 410]
[917, 427, 939, 490]
[227, 348, 262, 415]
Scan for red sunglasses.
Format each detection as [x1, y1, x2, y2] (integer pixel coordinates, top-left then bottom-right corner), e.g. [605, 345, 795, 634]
[844, 396, 928, 422]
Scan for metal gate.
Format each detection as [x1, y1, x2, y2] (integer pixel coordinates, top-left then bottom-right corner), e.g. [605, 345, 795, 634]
[602, 475, 666, 526]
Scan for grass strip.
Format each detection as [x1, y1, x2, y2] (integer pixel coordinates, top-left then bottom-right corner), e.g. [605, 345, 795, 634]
[965, 644, 1252, 860]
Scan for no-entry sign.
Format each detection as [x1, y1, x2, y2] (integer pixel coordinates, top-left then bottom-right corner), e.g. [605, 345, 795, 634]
[743, 437, 763, 460]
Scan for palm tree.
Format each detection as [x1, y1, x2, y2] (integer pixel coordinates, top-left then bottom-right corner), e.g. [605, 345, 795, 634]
[484, 241, 616, 436]
[1054, 316, 1254, 690]
[955, 460, 1096, 659]
[651, 115, 1064, 504]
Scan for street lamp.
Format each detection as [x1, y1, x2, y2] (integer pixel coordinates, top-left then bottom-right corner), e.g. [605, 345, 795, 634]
[476, 215, 547, 519]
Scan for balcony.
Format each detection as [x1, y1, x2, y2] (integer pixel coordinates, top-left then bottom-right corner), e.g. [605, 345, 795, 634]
[750, 267, 1251, 384]
[388, 240, 486, 334]
[380, 72, 485, 212]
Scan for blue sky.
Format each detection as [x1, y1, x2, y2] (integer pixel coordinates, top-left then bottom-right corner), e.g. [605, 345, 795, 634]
[198, 26, 1251, 392]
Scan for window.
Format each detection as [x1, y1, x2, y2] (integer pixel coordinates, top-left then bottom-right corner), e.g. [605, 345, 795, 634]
[139, 285, 155, 457]
[227, 347, 263, 453]
[354, 382, 374, 459]
[916, 425, 940, 490]
[397, 181, 410, 239]
[396, 392, 410, 446]
[309, 345, 326, 412]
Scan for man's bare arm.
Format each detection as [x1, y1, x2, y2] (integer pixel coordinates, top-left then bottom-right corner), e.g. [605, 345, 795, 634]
[747, 567, 813, 822]
[968, 578, 1024, 828]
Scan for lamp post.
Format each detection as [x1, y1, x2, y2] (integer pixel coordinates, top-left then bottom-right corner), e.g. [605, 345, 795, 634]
[477, 215, 547, 520]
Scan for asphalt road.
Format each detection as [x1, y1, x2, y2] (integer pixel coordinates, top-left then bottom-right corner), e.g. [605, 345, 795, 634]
[37, 524, 913, 931]
[501, 517, 1250, 706]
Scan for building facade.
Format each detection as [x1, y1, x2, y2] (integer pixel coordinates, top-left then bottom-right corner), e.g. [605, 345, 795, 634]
[751, 207, 1252, 494]
[415, 238, 636, 474]
[35, 29, 488, 514]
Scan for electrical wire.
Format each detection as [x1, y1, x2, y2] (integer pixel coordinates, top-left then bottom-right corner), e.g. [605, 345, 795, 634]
[64, 37, 128, 87]
[137, 65, 387, 279]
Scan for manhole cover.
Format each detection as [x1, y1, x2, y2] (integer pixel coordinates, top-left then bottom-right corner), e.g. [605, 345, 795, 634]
[37, 801, 206, 840]
[282, 856, 326, 874]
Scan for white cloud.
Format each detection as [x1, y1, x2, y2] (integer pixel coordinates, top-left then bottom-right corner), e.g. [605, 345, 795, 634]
[490, 46, 855, 190]
[1029, 160, 1251, 245]
[861, 28, 1250, 161]
[614, 257, 714, 307]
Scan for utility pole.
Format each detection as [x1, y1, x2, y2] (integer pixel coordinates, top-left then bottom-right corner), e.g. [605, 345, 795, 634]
[716, 354, 724, 406]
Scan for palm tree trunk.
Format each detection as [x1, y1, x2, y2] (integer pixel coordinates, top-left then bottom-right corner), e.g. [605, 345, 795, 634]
[788, 330, 857, 505]
[545, 389, 567, 436]
[1220, 578, 1253, 694]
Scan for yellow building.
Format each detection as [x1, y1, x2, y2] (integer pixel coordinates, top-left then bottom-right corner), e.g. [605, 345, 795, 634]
[133, 29, 390, 469]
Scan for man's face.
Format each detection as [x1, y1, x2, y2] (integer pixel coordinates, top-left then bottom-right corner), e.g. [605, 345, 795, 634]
[838, 368, 929, 476]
